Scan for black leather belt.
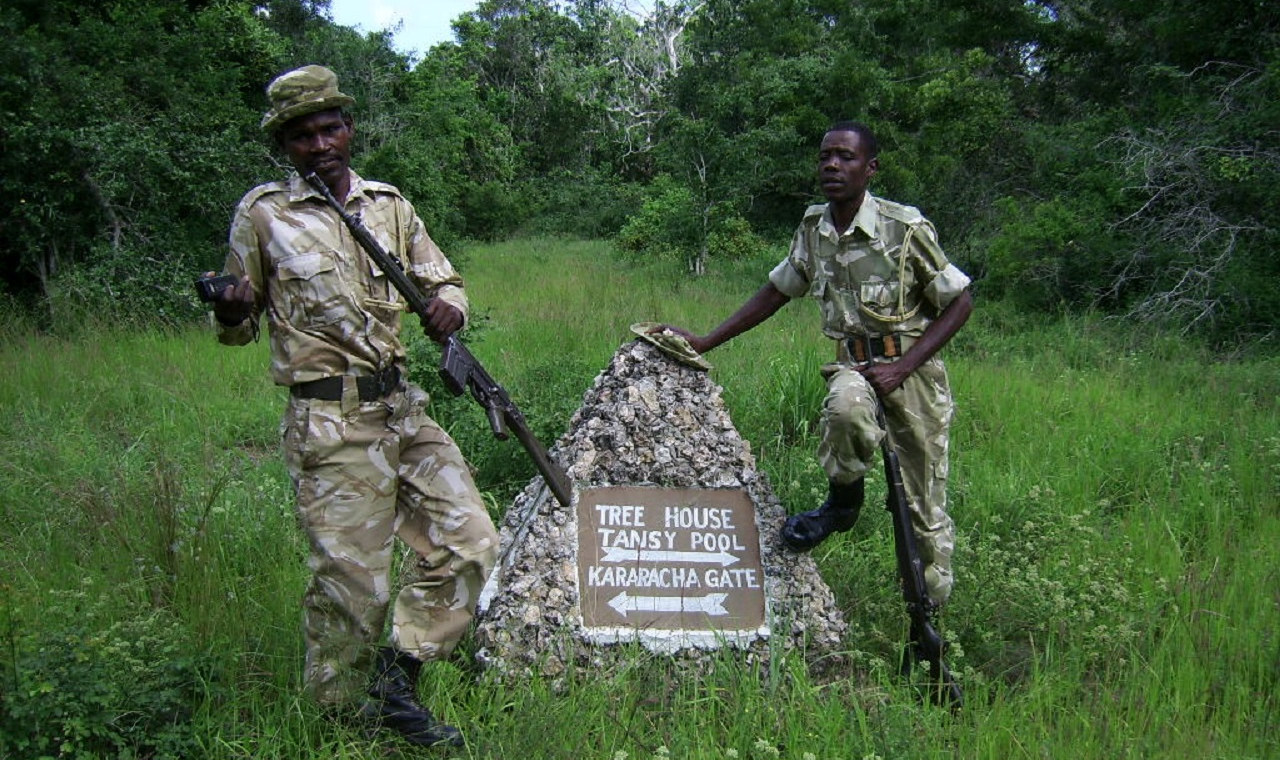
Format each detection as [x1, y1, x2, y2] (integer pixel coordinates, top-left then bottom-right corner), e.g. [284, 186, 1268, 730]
[290, 365, 401, 402]
[847, 334, 910, 363]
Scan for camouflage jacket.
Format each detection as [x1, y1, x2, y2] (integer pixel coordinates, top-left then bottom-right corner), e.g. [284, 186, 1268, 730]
[218, 171, 467, 387]
[768, 193, 970, 340]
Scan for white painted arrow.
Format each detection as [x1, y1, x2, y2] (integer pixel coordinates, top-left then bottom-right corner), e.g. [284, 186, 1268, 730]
[607, 591, 729, 617]
[600, 547, 740, 567]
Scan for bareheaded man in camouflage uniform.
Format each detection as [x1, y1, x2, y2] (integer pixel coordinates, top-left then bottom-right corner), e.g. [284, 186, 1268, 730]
[208, 65, 498, 748]
[658, 121, 973, 609]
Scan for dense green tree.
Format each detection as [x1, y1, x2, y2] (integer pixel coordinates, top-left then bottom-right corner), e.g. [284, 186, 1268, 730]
[650, 0, 840, 272]
[0, 0, 285, 323]
[438, 0, 663, 237]
[645, 0, 1029, 273]
[1033, 0, 1277, 115]
[978, 0, 1280, 335]
[0, 0, 1274, 338]
[452, 0, 612, 174]
[365, 46, 520, 243]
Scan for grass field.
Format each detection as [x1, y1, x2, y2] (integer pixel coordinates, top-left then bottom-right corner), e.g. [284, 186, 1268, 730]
[1, 238, 1277, 759]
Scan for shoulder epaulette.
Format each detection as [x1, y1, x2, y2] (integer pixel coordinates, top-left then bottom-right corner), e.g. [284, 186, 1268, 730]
[239, 180, 290, 210]
[876, 197, 927, 227]
[802, 203, 828, 221]
[360, 180, 407, 201]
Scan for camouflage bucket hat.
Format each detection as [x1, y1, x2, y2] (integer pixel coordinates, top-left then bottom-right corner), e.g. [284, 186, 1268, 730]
[261, 65, 355, 133]
[630, 322, 712, 371]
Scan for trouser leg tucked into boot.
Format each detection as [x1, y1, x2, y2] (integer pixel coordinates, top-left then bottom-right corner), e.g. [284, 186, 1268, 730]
[361, 647, 464, 748]
[779, 479, 865, 552]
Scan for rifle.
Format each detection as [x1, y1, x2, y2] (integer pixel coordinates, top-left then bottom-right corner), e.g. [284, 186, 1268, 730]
[305, 172, 573, 508]
[875, 401, 963, 708]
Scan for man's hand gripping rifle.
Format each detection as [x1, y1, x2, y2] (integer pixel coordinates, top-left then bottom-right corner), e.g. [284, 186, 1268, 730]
[305, 173, 573, 508]
[875, 401, 963, 708]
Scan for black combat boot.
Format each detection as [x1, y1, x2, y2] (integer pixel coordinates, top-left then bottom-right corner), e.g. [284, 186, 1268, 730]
[361, 647, 465, 748]
[779, 479, 865, 552]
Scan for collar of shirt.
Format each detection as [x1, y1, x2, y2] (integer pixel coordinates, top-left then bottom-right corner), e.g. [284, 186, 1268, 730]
[816, 192, 880, 244]
[284, 169, 371, 206]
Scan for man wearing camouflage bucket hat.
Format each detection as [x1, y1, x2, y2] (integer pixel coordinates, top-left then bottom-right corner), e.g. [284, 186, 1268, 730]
[206, 64, 498, 748]
[652, 121, 973, 613]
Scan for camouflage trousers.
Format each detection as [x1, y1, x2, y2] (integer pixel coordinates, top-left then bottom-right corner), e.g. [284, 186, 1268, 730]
[282, 378, 499, 705]
[817, 356, 957, 605]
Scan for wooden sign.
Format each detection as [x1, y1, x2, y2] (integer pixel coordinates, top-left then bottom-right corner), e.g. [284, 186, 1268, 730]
[577, 486, 766, 632]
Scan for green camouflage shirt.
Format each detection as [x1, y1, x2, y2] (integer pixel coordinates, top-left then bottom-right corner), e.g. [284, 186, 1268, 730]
[218, 171, 467, 386]
[768, 193, 970, 339]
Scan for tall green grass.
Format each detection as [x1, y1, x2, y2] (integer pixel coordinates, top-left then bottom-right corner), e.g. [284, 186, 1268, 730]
[1, 239, 1276, 758]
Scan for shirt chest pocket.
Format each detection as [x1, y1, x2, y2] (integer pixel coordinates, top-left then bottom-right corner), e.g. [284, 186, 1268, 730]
[856, 245, 919, 322]
[860, 279, 902, 313]
[276, 251, 349, 327]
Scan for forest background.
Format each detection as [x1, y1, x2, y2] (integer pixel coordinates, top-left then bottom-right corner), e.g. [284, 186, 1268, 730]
[1, 1, 1279, 758]
[1, 0, 1277, 341]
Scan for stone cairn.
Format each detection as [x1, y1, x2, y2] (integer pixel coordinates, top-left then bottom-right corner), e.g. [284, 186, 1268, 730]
[473, 338, 847, 681]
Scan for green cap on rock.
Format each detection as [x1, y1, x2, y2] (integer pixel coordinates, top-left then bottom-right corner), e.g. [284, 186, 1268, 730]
[630, 322, 712, 371]
[260, 65, 355, 133]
